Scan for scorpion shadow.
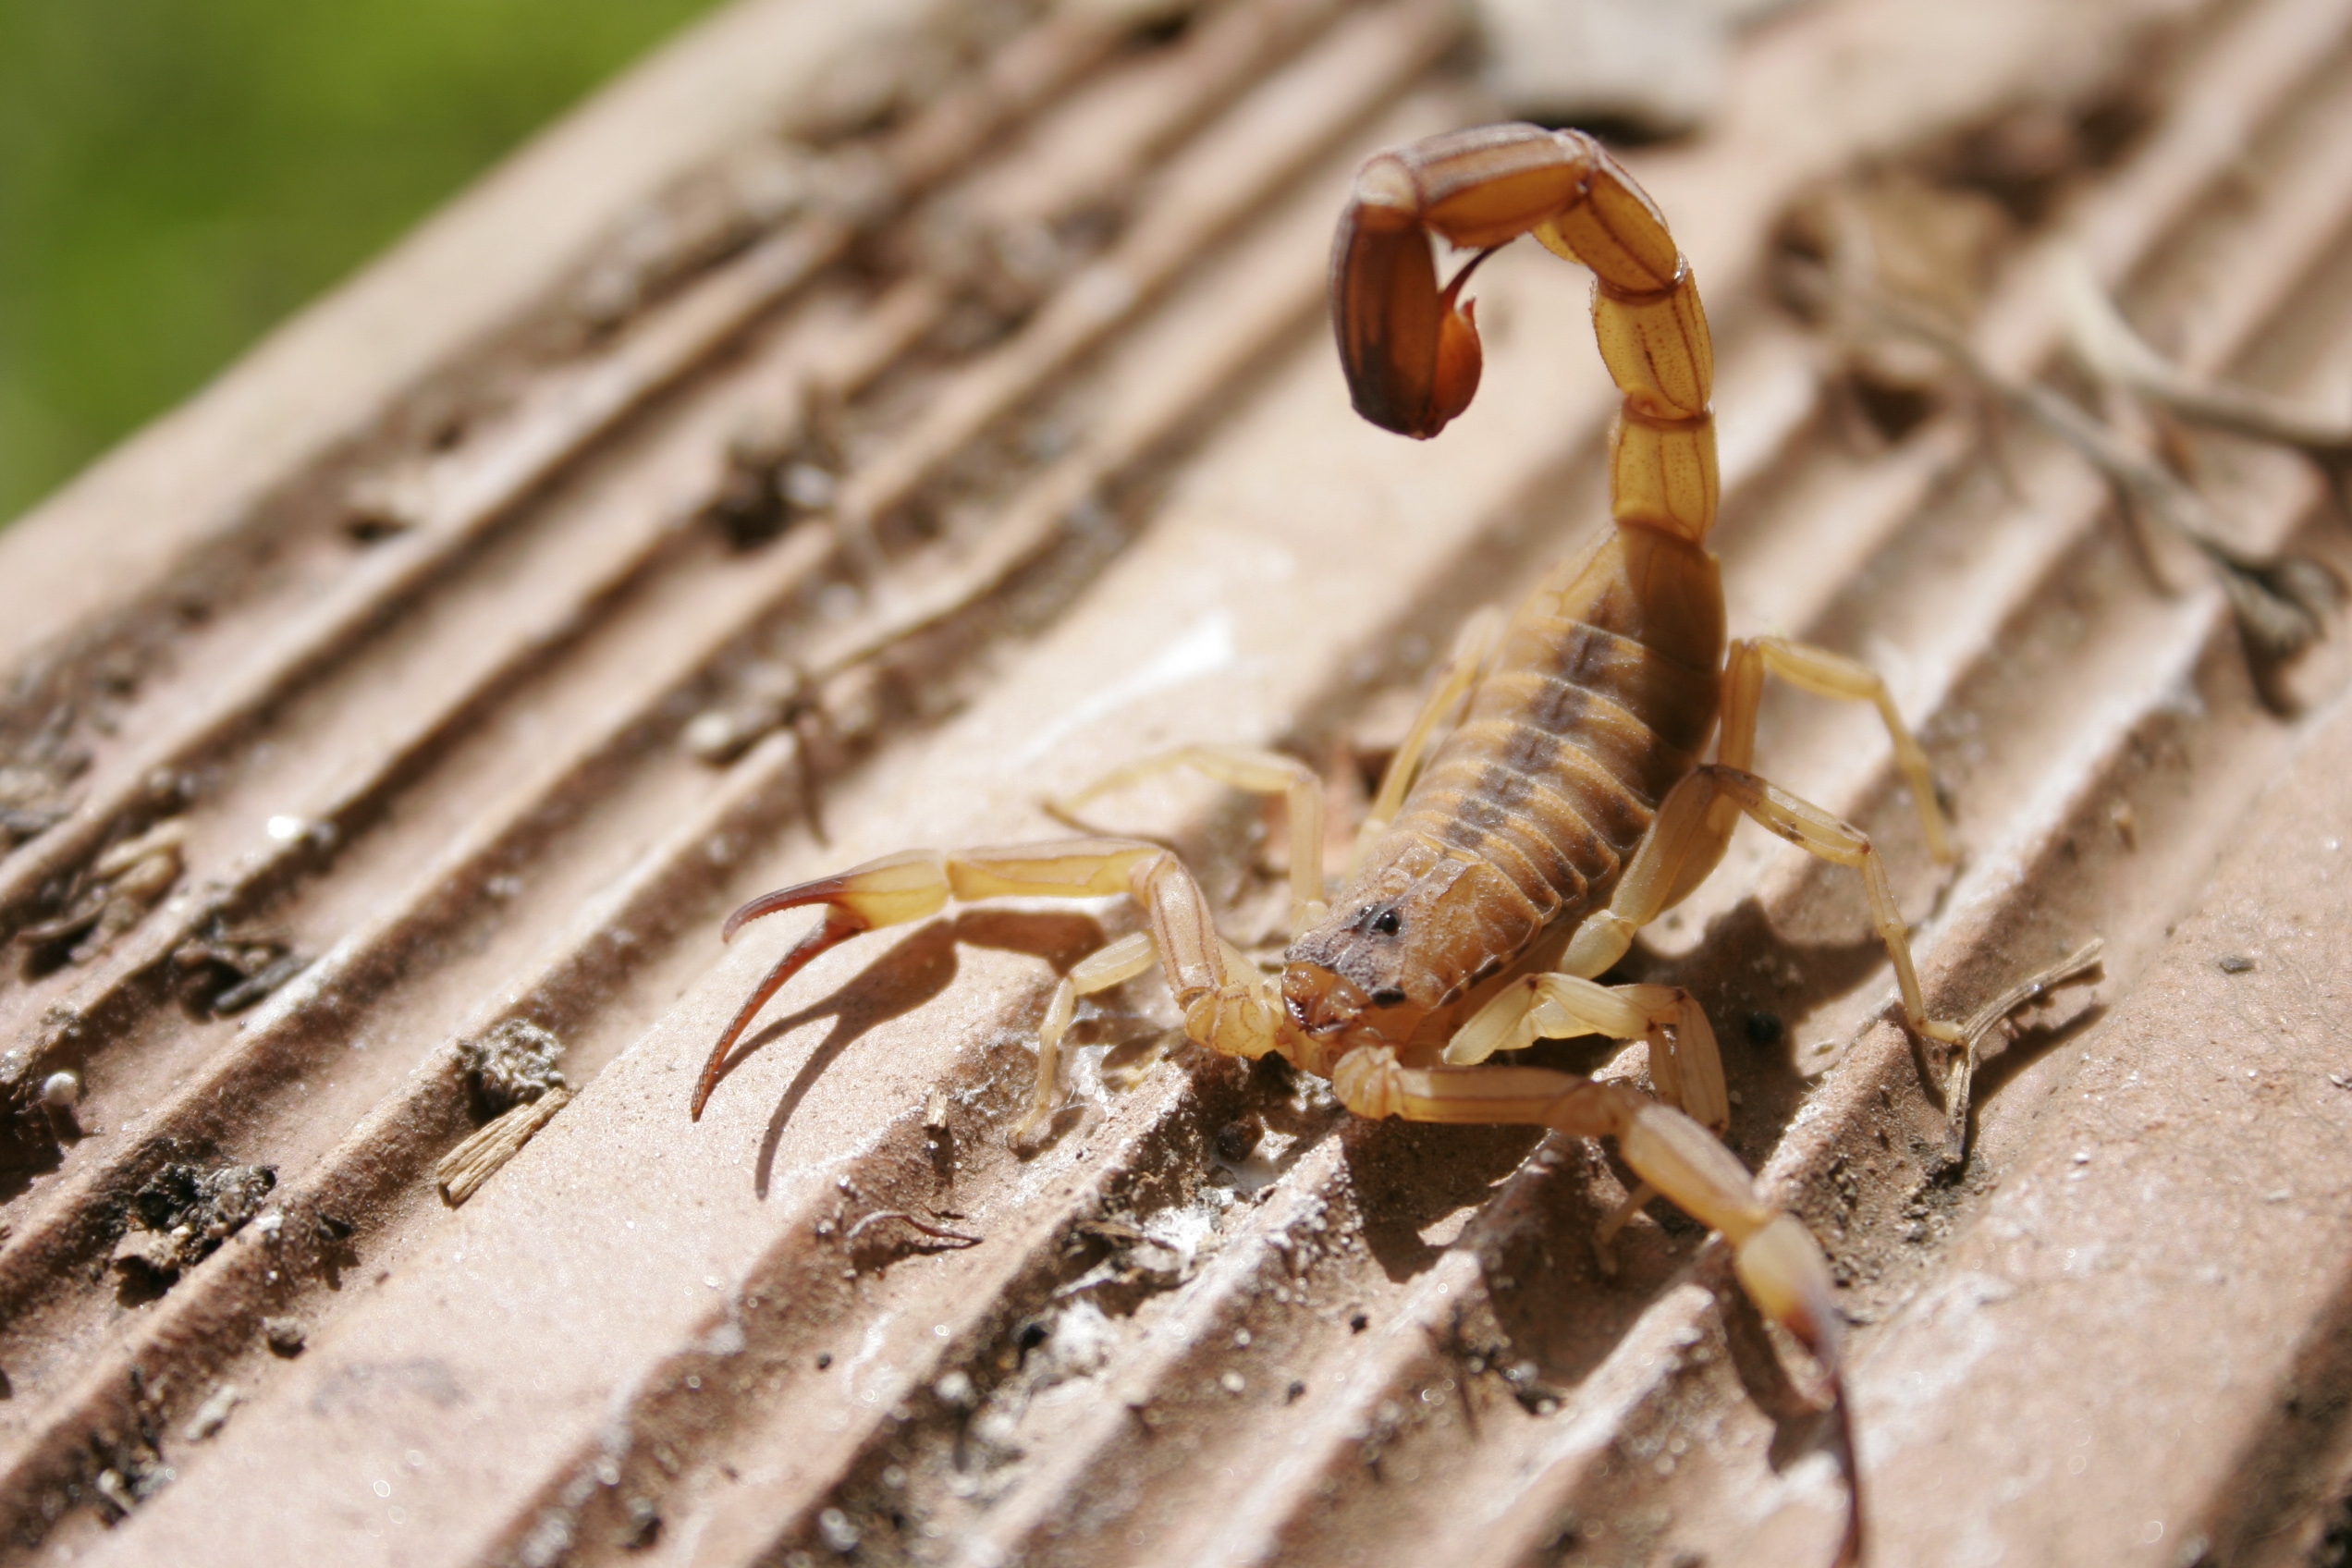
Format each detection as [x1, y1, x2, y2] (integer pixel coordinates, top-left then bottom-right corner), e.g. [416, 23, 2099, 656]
[1631, 894, 1896, 1153]
[1341, 1117, 1552, 1285]
[732, 909, 1109, 1197]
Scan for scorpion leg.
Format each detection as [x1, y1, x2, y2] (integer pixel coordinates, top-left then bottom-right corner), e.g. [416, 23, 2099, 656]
[1442, 974, 1728, 1132]
[1564, 766, 1966, 1048]
[1701, 766, 1966, 1047]
[1020, 930, 1155, 1145]
[1720, 636, 1954, 864]
[1052, 744, 1329, 935]
[1005, 839, 1289, 1138]
[1331, 1047, 1862, 1564]
[1350, 606, 1506, 879]
[1439, 973, 1730, 1268]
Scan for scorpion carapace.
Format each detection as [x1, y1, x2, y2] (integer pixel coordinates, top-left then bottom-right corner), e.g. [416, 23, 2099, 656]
[696, 122, 1981, 1565]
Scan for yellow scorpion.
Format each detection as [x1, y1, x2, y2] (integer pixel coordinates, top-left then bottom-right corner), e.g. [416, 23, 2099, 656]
[699, 124, 1988, 1562]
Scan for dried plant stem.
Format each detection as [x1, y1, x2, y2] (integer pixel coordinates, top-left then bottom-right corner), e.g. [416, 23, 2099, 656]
[1791, 257, 2340, 666]
[437, 1087, 574, 1207]
[2057, 251, 2352, 489]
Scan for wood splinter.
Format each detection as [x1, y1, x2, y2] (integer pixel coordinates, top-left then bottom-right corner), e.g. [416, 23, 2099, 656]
[437, 1086, 574, 1207]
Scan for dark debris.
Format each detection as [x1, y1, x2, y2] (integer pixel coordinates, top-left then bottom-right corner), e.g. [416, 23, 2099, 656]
[16, 819, 186, 974]
[109, 1159, 277, 1288]
[171, 918, 308, 1017]
[457, 1019, 568, 1120]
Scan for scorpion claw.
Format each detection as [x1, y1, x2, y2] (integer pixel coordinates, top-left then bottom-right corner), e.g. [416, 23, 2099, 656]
[692, 906, 868, 1121]
[695, 849, 958, 1118]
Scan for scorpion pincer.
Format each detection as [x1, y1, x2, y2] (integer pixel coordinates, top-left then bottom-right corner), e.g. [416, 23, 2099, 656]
[697, 123, 1980, 1564]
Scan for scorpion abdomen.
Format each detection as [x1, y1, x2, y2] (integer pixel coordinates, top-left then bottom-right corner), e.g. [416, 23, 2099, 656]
[1295, 525, 1723, 1016]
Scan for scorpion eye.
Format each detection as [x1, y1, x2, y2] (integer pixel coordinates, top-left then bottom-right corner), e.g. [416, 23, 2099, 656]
[1371, 908, 1402, 937]
[1370, 986, 1407, 1007]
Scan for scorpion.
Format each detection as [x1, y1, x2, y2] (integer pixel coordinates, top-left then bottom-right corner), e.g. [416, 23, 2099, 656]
[693, 123, 2000, 1563]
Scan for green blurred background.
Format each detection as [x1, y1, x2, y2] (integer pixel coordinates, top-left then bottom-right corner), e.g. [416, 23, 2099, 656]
[0, 0, 721, 527]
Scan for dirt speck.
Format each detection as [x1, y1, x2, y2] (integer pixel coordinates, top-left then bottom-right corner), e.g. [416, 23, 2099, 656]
[16, 818, 186, 972]
[171, 919, 309, 1017]
[108, 1159, 276, 1291]
[458, 1019, 568, 1118]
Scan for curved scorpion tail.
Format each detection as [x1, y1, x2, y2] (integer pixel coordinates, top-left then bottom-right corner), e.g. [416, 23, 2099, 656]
[1329, 122, 1721, 544]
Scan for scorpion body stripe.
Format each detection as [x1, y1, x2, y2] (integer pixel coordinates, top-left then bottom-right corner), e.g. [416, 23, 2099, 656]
[1480, 672, 1700, 803]
[1399, 790, 1590, 936]
[1378, 734, 1643, 998]
[1481, 723, 1655, 848]
[1513, 619, 1722, 742]
[1422, 806, 1561, 920]
[1415, 732, 1637, 882]
[1417, 747, 1615, 885]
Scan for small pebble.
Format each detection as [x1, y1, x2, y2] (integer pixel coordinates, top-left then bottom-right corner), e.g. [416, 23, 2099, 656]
[781, 463, 837, 511]
[38, 1071, 81, 1139]
[2218, 954, 2254, 974]
[815, 1506, 860, 1554]
[681, 711, 741, 762]
[181, 1384, 243, 1443]
[263, 1317, 307, 1357]
[1214, 1115, 1264, 1164]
